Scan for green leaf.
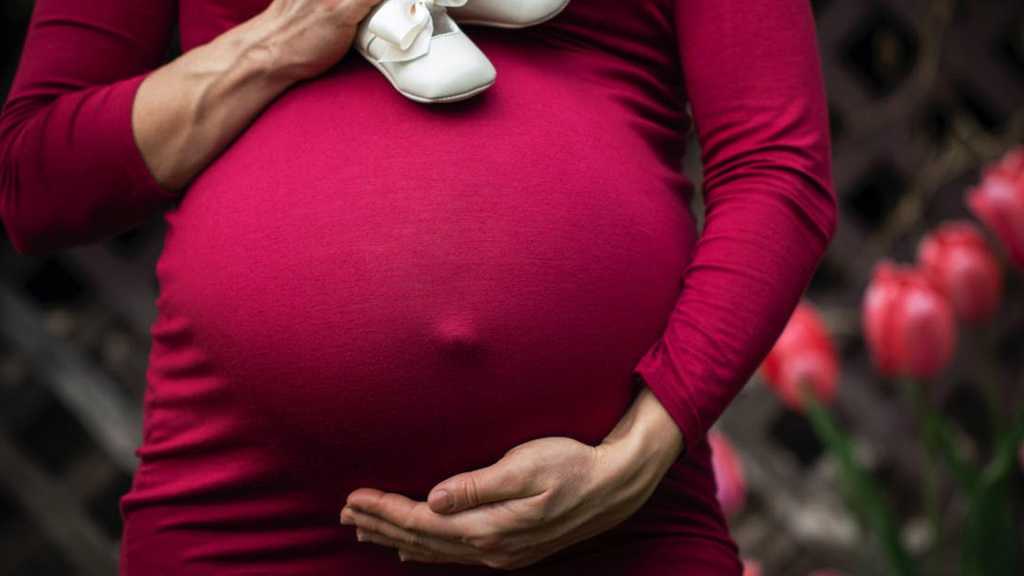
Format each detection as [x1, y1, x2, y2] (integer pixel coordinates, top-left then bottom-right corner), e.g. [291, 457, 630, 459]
[980, 410, 1024, 487]
[962, 475, 1017, 575]
[803, 394, 918, 576]
[959, 411, 1024, 576]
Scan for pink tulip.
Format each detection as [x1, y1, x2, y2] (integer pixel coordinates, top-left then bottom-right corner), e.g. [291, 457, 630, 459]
[862, 261, 957, 379]
[965, 146, 1024, 268]
[918, 221, 1003, 322]
[708, 431, 746, 517]
[742, 559, 763, 576]
[761, 301, 839, 410]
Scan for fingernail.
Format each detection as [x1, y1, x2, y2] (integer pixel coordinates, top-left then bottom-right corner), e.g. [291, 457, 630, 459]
[429, 489, 452, 512]
[399, 551, 407, 562]
[356, 529, 365, 542]
[339, 508, 351, 525]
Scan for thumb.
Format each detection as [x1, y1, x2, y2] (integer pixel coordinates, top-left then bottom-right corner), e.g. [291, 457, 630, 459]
[427, 454, 538, 515]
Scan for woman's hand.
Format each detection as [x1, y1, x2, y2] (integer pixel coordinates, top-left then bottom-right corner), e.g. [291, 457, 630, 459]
[243, 0, 384, 84]
[339, 387, 685, 570]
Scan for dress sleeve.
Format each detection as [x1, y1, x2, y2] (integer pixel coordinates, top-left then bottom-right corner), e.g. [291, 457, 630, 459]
[0, 0, 179, 255]
[632, 0, 837, 452]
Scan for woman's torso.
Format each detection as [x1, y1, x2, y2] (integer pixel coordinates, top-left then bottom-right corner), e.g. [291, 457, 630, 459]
[120, 1, 741, 573]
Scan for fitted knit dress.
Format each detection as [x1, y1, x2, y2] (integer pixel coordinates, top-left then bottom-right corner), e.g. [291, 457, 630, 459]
[0, 0, 836, 573]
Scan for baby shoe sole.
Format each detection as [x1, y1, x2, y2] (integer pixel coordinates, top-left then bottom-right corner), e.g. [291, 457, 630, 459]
[451, 0, 571, 29]
[355, 42, 495, 104]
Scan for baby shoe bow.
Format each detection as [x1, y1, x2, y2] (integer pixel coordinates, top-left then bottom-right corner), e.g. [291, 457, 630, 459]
[355, 0, 496, 103]
[365, 0, 469, 62]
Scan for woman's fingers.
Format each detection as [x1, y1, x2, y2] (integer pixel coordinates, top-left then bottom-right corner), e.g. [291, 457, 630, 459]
[427, 449, 546, 514]
[397, 546, 448, 564]
[345, 487, 557, 546]
[342, 505, 476, 556]
[355, 527, 457, 564]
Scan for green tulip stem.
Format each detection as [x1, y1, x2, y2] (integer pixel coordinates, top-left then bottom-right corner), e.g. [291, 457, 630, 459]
[902, 378, 979, 491]
[930, 412, 978, 491]
[903, 378, 942, 551]
[802, 389, 917, 576]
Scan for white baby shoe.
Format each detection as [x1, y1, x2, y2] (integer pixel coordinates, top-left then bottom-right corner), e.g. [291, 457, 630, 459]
[355, 0, 497, 103]
[446, 0, 571, 28]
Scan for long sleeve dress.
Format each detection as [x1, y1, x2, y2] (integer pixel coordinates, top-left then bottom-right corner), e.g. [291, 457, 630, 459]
[0, 0, 836, 573]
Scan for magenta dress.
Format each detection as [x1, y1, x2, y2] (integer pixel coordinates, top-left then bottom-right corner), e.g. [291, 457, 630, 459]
[0, 0, 836, 573]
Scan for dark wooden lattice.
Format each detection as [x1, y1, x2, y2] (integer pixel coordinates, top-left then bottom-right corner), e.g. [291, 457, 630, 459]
[0, 0, 1021, 574]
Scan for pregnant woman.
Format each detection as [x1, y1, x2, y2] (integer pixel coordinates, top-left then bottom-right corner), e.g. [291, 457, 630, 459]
[0, 0, 836, 573]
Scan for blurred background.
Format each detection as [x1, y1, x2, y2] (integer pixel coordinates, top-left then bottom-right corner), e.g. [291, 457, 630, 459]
[0, 0, 1022, 574]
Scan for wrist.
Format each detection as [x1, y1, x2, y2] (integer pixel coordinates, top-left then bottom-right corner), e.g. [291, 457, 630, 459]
[599, 385, 685, 477]
[206, 15, 298, 91]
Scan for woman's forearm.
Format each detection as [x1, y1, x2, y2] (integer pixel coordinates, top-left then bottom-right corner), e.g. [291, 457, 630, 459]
[131, 15, 297, 192]
[133, 0, 383, 192]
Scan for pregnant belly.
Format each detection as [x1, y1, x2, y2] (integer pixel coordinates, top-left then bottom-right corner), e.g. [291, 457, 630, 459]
[150, 52, 696, 499]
